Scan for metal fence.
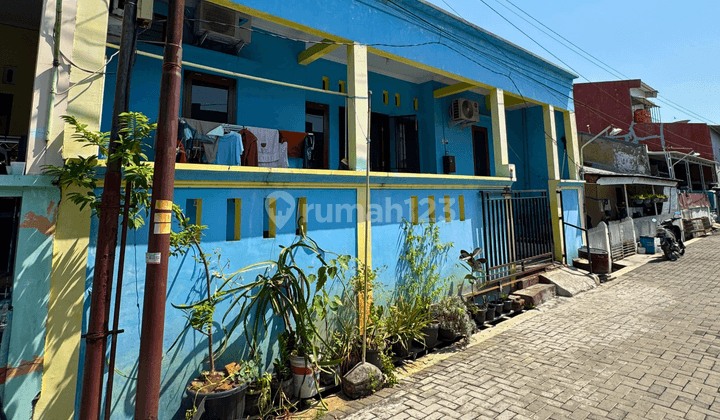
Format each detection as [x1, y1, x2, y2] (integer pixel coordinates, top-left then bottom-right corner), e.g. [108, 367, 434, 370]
[479, 190, 555, 283]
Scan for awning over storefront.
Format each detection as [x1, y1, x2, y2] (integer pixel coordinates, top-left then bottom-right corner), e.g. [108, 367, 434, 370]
[584, 166, 678, 187]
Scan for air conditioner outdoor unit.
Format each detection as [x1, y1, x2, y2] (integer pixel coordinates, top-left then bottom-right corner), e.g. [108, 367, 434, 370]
[194, 0, 251, 53]
[449, 98, 480, 126]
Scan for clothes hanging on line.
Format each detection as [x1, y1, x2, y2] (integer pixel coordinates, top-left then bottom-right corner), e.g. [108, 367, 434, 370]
[213, 131, 243, 166]
[251, 127, 288, 168]
[239, 128, 258, 167]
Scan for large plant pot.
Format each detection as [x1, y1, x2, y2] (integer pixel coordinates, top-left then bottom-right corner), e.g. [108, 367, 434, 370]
[420, 323, 439, 349]
[270, 377, 294, 403]
[187, 382, 248, 420]
[503, 299, 513, 313]
[485, 304, 495, 322]
[319, 364, 340, 386]
[365, 348, 383, 370]
[438, 327, 458, 341]
[474, 307, 486, 325]
[392, 340, 410, 358]
[489, 302, 502, 319]
[244, 388, 261, 417]
[290, 355, 319, 399]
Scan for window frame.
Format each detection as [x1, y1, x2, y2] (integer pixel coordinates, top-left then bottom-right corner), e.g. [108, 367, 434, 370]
[182, 70, 237, 124]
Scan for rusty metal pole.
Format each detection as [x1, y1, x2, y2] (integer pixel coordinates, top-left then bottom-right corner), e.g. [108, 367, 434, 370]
[134, 0, 183, 418]
[78, 1, 137, 419]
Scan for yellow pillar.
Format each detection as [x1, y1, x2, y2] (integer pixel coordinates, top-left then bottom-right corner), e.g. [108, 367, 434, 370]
[543, 104, 564, 261]
[35, 0, 108, 416]
[34, 187, 92, 420]
[489, 88, 510, 177]
[563, 110, 581, 181]
[347, 44, 369, 171]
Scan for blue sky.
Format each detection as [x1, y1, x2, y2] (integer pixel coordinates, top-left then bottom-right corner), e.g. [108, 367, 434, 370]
[426, 0, 720, 125]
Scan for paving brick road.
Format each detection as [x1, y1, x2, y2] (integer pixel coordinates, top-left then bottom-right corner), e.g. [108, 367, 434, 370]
[326, 235, 720, 420]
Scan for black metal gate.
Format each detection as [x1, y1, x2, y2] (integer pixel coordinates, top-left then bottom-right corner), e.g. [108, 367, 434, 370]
[479, 190, 555, 283]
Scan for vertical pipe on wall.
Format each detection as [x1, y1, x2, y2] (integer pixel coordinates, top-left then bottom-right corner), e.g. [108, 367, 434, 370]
[103, 183, 132, 420]
[134, 0, 184, 417]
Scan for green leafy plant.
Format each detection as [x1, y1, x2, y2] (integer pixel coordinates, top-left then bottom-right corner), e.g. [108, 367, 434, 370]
[383, 295, 430, 354]
[43, 112, 155, 229]
[379, 351, 397, 387]
[431, 296, 476, 345]
[223, 236, 349, 365]
[459, 247, 487, 311]
[396, 220, 454, 315]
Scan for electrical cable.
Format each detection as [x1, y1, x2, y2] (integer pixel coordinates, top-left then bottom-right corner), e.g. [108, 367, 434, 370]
[495, 0, 718, 126]
[56, 50, 120, 96]
[143, 8, 713, 160]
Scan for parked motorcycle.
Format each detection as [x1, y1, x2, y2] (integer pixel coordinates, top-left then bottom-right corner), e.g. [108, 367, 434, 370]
[652, 217, 686, 261]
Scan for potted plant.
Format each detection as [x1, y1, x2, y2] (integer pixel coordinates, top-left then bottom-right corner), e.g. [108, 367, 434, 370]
[226, 236, 348, 400]
[397, 221, 453, 349]
[501, 294, 513, 314]
[244, 370, 272, 418]
[484, 296, 496, 323]
[384, 295, 430, 358]
[459, 248, 488, 326]
[270, 331, 295, 403]
[169, 213, 256, 420]
[631, 194, 645, 205]
[430, 295, 476, 344]
[659, 194, 668, 202]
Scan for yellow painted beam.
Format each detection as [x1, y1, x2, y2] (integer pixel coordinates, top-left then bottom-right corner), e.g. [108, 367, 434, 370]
[459, 195, 466, 221]
[298, 197, 307, 234]
[411, 196, 419, 224]
[356, 187, 371, 269]
[433, 82, 477, 99]
[267, 197, 276, 238]
[36, 0, 109, 413]
[444, 195, 451, 222]
[563, 110, 581, 181]
[543, 104, 560, 181]
[543, 105, 564, 261]
[234, 199, 242, 240]
[195, 198, 203, 226]
[35, 186, 92, 420]
[63, 0, 110, 160]
[548, 180, 565, 261]
[298, 39, 342, 65]
[428, 195, 435, 223]
[347, 44, 369, 171]
[489, 88, 510, 178]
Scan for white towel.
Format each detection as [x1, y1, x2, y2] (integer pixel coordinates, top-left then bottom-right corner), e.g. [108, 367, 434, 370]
[250, 127, 282, 167]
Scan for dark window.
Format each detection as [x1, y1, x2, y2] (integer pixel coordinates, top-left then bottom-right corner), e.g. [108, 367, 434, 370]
[392, 115, 419, 173]
[182, 71, 236, 124]
[472, 126, 490, 176]
[305, 102, 329, 169]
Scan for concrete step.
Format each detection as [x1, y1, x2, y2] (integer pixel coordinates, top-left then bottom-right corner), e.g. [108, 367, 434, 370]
[539, 266, 599, 297]
[511, 283, 556, 307]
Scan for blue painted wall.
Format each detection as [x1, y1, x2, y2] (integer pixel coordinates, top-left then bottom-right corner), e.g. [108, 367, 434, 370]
[218, 0, 575, 109]
[77, 182, 495, 419]
[506, 106, 548, 191]
[562, 188, 583, 262]
[0, 179, 59, 419]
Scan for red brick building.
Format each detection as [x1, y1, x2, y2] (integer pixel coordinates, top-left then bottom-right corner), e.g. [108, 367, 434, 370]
[574, 79, 717, 190]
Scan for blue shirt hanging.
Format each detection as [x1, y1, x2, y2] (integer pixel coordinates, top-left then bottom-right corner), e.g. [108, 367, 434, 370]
[214, 131, 244, 166]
